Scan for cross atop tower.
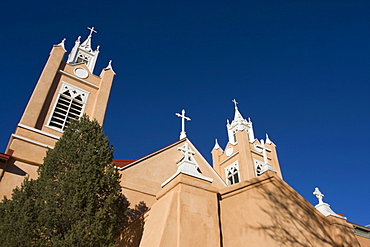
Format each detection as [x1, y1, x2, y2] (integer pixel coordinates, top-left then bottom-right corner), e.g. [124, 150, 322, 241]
[175, 109, 191, 140]
[232, 99, 238, 108]
[87, 27, 97, 36]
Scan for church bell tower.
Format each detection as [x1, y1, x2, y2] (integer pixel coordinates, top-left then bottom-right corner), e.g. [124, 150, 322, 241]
[0, 28, 115, 198]
[212, 100, 282, 185]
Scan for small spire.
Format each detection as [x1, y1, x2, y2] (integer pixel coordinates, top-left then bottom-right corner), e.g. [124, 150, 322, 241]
[232, 99, 244, 121]
[213, 139, 221, 150]
[265, 133, 274, 145]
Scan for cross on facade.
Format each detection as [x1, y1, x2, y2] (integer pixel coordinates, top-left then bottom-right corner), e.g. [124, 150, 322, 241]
[87, 27, 97, 36]
[255, 139, 271, 164]
[177, 142, 195, 163]
[313, 187, 325, 205]
[175, 109, 191, 139]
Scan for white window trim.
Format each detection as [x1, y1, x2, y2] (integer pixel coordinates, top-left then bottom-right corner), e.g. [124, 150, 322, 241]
[253, 159, 265, 177]
[224, 161, 240, 185]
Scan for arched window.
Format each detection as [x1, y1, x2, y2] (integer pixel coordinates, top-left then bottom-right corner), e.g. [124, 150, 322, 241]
[225, 162, 240, 185]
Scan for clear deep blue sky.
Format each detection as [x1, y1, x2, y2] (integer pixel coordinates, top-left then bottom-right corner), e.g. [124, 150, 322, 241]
[1, 1, 369, 226]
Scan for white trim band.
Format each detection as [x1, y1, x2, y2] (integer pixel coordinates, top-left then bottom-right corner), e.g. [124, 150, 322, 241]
[12, 134, 54, 149]
[18, 124, 60, 140]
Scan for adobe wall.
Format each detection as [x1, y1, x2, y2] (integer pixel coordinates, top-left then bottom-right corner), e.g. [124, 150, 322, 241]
[219, 171, 360, 247]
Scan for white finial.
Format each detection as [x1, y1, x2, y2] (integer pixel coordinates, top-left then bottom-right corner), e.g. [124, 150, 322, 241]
[313, 187, 325, 205]
[175, 109, 191, 139]
[266, 133, 273, 144]
[87, 26, 97, 36]
[76, 36, 81, 42]
[313, 187, 346, 219]
[56, 38, 66, 50]
[104, 60, 116, 74]
[213, 139, 221, 150]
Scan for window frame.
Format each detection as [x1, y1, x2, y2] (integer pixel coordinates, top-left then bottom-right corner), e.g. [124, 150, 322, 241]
[46, 82, 89, 132]
[224, 161, 240, 185]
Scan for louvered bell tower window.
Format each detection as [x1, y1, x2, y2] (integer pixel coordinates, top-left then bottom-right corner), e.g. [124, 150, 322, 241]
[48, 83, 89, 131]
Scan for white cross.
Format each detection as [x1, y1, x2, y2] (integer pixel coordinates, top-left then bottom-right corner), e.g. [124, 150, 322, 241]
[313, 187, 324, 204]
[87, 27, 97, 36]
[232, 99, 238, 108]
[175, 109, 191, 139]
[255, 139, 271, 164]
[177, 142, 195, 163]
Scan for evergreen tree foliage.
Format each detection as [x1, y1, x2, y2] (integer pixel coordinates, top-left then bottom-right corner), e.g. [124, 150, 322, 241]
[0, 115, 129, 246]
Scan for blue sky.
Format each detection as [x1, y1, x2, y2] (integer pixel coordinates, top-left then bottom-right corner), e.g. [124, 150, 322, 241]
[1, 1, 370, 226]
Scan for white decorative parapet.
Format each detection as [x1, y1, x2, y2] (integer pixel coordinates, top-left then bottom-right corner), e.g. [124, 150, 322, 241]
[313, 187, 346, 220]
[161, 142, 213, 187]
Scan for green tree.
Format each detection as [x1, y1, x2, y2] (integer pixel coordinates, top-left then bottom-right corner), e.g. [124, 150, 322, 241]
[0, 115, 129, 246]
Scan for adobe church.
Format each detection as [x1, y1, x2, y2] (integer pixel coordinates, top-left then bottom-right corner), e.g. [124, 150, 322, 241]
[1, 30, 369, 247]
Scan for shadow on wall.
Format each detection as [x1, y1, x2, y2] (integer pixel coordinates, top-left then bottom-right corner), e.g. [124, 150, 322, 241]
[250, 176, 360, 247]
[117, 201, 148, 247]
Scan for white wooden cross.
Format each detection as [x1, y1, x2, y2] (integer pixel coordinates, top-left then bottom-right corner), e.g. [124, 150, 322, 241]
[175, 109, 191, 139]
[87, 26, 97, 36]
[232, 99, 238, 108]
[313, 187, 324, 205]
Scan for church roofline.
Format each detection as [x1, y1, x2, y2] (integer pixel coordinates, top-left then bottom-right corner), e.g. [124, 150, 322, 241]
[115, 138, 187, 170]
[113, 159, 137, 168]
[0, 152, 12, 163]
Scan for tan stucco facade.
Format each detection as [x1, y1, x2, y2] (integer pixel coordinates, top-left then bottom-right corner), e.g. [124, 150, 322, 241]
[1, 35, 369, 247]
[117, 137, 367, 247]
[0, 40, 115, 198]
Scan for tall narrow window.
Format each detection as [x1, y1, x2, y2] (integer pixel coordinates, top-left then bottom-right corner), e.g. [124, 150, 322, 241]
[48, 83, 88, 131]
[225, 162, 240, 185]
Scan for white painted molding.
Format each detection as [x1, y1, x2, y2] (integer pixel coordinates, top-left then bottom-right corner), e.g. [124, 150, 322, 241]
[12, 134, 54, 149]
[219, 151, 239, 165]
[18, 124, 60, 140]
